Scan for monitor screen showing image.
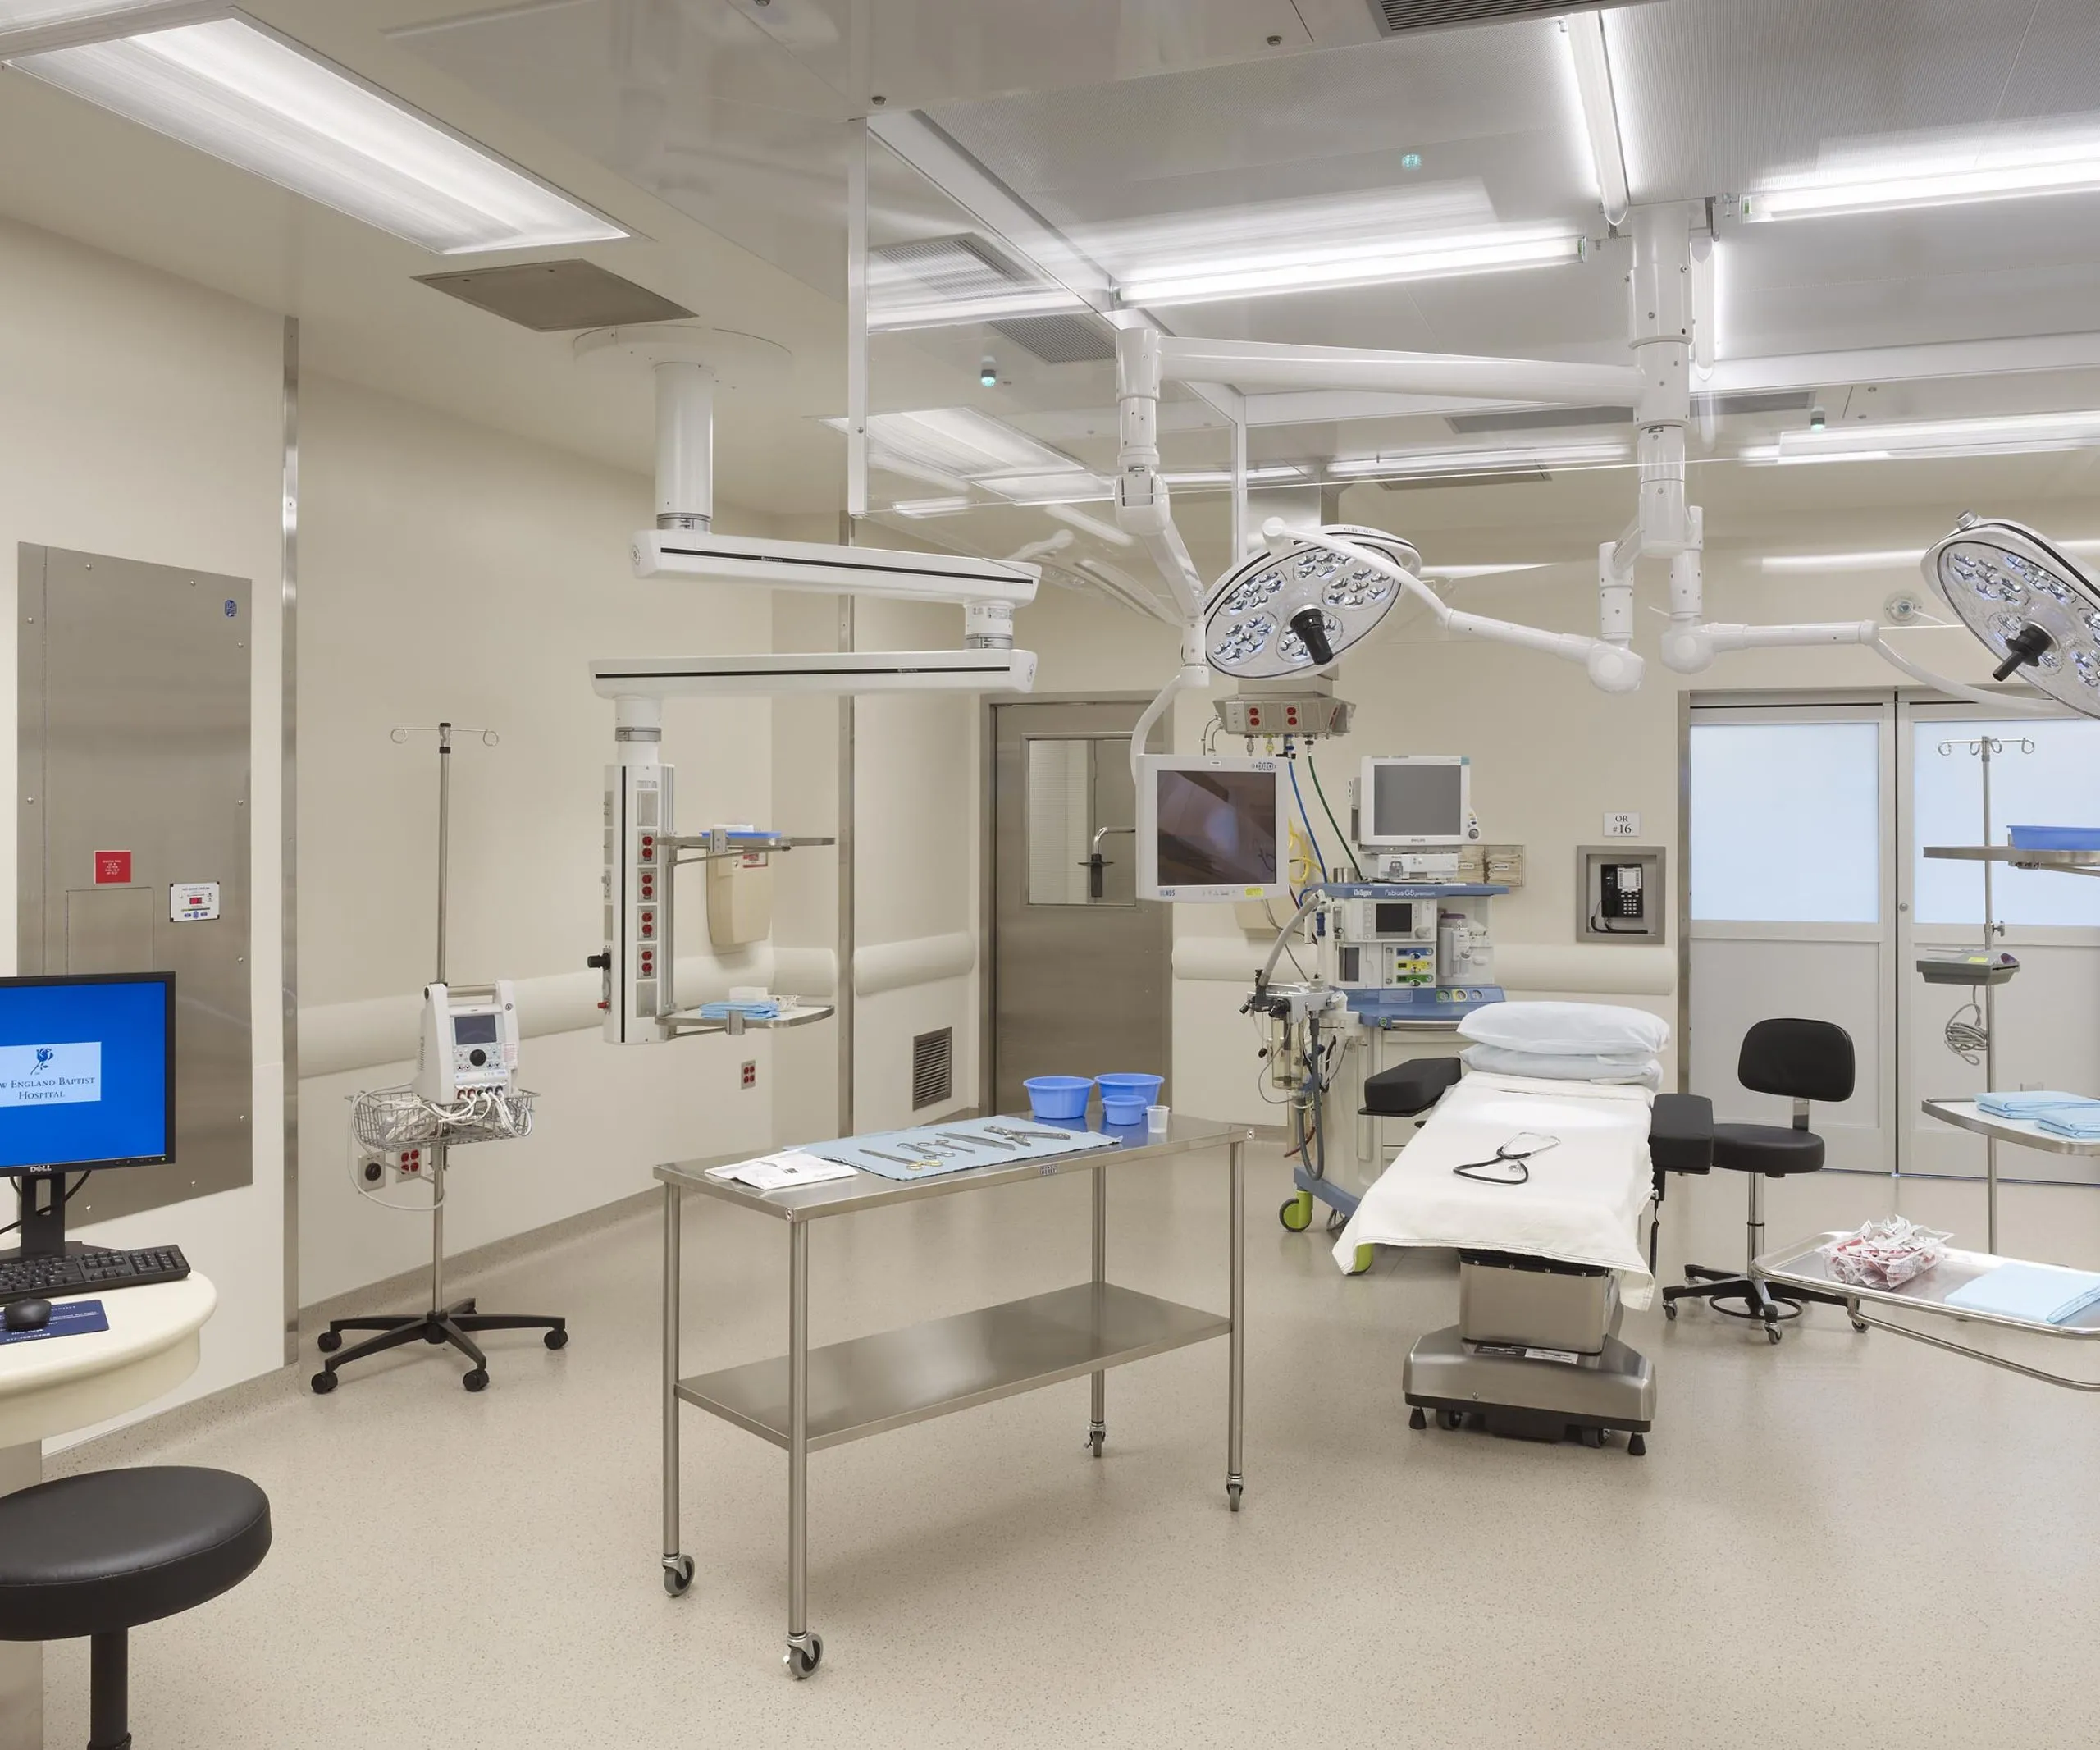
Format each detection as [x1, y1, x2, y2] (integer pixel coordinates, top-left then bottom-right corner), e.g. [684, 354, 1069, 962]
[0, 975, 173, 1172]
[1155, 768, 1281, 890]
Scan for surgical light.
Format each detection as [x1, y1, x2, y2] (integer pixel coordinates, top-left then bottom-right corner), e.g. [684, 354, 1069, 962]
[1119, 227, 1583, 309]
[1743, 410, 2100, 467]
[1924, 516, 2100, 711]
[10, 16, 627, 254]
[1203, 526, 1420, 680]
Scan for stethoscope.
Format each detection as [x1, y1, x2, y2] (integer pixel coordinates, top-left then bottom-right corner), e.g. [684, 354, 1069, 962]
[1451, 1131, 1561, 1186]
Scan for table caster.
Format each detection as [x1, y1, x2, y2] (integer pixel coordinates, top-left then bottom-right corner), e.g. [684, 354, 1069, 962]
[463, 1368, 490, 1391]
[1226, 1476, 1244, 1513]
[309, 1370, 336, 1395]
[662, 1554, 694, 1597]
[1627, 1433, 1646, 1456]
[1085, 1423, 1105, 1458]
[1278, 1193, 1313, 1233]
[1436, 1408, 1462, 1431]
[784, 1632, 823, 1679]
[545, 1327, 569, 1350]
[1764, 1325, 1783, 1346]
[1662, 1300, 1678, 1320]
[317, 1330, 342, 1353]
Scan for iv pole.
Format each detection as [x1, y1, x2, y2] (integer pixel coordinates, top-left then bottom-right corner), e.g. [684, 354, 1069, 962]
[312, 722, 568, 1394]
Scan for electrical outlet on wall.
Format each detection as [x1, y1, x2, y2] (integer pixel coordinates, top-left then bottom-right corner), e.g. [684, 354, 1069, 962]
[741, 1060, 757, 1090]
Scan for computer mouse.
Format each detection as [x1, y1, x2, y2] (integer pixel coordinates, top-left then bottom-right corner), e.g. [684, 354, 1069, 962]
[4, 1298, 52, 1333]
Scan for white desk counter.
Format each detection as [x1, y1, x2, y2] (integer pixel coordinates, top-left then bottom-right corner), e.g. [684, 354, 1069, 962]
[0, 1274, 215, 1748]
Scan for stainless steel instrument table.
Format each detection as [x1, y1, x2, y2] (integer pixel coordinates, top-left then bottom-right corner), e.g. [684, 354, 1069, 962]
[655, 1114, 1253, 1677]
[1756, 1231, 2100, 1390]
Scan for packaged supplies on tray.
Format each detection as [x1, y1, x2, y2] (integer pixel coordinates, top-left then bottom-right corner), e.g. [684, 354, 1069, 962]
[1820, 1217, 1952, 1290]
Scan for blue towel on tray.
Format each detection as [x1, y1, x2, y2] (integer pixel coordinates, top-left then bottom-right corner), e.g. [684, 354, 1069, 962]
[1944, 1262, 2100, 1324]
[1977, 1090, 2099, 1119]
[2038, 1112, 2100, 1140]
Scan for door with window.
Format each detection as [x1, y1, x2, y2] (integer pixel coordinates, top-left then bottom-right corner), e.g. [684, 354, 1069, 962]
[1685, 701, 1896, 1172]
[988, 701, 1169, 1115]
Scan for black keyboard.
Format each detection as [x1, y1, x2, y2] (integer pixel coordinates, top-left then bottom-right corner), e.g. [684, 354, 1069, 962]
[0, 1245, 190, 1303]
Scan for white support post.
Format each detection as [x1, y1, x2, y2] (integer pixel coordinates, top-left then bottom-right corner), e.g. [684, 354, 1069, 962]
[1628, 201, 1695, 558]
[654, 363, 714, 531]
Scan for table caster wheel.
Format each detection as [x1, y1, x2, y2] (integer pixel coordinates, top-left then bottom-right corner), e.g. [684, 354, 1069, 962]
[317, 1330, 342, 1353]
[1579, 1426, 1603, 1449]
[784, 1633, 823, 1679]
[1628, 1433, 1646, 1457]
[309, 1370, 336, 1395]
[1278, 1193, 1313, 1233]
[1764, 1325, 1783, 1346]
[1085, 1425, 1105, 1458]
[1663, 1300, 1678, 1321]
[1408, 1406, 1427, 1430]
[545, 1327, 569, 1350]
[1850, 1318, 1869, 1334]
[662, 1554, 694, 1597]
[1226, 1480, 1244, 1513]
[1436, 1408, 1462, 1432]
[463, 1368, 490, 1391]
[1346, 1244, 1374, 1277]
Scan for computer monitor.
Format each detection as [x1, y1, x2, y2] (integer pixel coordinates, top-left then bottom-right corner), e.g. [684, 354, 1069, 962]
[1358, 756, 1473, 848]
[1135, 755, 1286, 902]
[0, 973, 174, 1255]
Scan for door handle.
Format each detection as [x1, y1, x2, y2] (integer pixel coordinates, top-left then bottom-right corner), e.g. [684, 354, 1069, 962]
[1086, 825, 1135, 899]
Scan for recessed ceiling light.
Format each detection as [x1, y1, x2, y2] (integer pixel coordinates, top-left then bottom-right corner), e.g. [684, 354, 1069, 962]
[1747, 122, 2100, 222]
[1561, 10, 1629, 226]
[1742, 410, 2100, 466]
[1326, 441, 1629, 481]
[8, 16, 627, 254]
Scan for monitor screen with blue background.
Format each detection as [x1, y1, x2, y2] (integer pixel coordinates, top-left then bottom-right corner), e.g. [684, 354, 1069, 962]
[0, 976, 172, 1172]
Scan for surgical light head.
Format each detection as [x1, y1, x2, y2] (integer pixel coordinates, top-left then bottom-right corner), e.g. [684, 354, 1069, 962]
[1203, 524, 1421, 679]
[1924, 516, 2100, 711]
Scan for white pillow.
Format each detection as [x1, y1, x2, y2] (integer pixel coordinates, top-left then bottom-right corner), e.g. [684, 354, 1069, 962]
[1462, 1043, 1663, 1089]
[1458, 1000, 1670, 1058]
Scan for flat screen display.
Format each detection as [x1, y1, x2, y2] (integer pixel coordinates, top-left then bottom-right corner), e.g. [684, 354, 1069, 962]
[1155, 769, 1281, 889]
[1370, 761, 1465, 843]
[452, 1012, 500, 1045]
[0, 975, 173, 1172]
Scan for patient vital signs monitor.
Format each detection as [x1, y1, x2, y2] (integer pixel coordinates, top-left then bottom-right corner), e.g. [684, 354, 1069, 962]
[1358, 756, 1476, 848]
[1137, 755, 1285, 902]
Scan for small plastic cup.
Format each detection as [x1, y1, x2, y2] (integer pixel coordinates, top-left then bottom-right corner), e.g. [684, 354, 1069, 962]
[1145, 1104, 1170, 1135]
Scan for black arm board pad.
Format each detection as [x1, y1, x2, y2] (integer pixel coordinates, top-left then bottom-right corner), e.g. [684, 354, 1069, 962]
[1649, 1092, 1714, 1173]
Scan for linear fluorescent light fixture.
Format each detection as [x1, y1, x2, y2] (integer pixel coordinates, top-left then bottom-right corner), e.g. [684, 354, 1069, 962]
[9, 15, 628, 254]
[1764, 540, 2100, 571]
[887, 496, 976, 519]
[1161, 464, 1309, 487]
[1419, 563, 1550, 579]
[1742, 410, 2100, 466]
[1119, 227, 1583, 308]
[1326, 440, 1629, 481]
[1562, 11, 1629, 226]
[1748, 130, 2100, 222]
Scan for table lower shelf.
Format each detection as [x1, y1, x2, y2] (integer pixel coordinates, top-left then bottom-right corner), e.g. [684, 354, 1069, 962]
[678, 1282, 1230, 1451]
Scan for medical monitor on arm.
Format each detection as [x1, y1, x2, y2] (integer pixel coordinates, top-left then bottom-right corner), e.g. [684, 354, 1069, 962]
[1136, 756, 1285, 902]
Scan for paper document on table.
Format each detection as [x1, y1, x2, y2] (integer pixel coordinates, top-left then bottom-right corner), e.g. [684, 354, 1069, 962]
[705, 1150, 858, 1192]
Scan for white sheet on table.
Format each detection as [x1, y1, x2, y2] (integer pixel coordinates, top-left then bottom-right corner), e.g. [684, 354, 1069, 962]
[1333, 1070, 1657, 1309]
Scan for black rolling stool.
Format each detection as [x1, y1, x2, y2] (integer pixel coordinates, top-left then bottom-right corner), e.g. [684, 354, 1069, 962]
[1664, 1017, 1857, 1344]
[0, 1467, 271, 1748]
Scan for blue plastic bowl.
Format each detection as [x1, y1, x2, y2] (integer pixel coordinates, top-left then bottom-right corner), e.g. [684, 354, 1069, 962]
[1025, 1076, 1093, 1122]
[2008, 825, 2100, 852]
[1096, 1072, 1164, 1126]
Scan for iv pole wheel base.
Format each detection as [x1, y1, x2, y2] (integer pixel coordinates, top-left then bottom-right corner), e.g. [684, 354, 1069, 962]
[662, 1554, 694, 1598]
[1278, 1193, 1314, 1233]
[462, 1368, 490, 1392]
[784, 1633, 823, 1679]
[316, 1330, 342, 1353]
[309, 1370, 337, 1395]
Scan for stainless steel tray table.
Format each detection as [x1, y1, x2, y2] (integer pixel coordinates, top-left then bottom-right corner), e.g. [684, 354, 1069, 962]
[1755, 1231, 2100, 1390]
[655, 1114, 1253, 1675]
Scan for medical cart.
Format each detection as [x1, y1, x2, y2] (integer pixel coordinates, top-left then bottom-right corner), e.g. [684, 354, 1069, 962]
[655, 1114, 1253, 1676]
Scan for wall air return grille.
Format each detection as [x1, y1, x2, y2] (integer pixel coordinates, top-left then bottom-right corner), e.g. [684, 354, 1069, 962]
[912, 1027, 954, 1110]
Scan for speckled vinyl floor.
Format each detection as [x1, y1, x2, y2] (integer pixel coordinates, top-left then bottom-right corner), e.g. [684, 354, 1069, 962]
[44, 1145, 2100, 1749]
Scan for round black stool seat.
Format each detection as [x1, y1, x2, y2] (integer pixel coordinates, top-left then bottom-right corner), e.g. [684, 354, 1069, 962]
[0, 1466, 271, 1642]
[1711, 1121, 1824, 1177]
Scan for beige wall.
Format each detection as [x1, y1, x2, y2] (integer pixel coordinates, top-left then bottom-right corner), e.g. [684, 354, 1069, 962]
[0, 216, 286, 1414]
